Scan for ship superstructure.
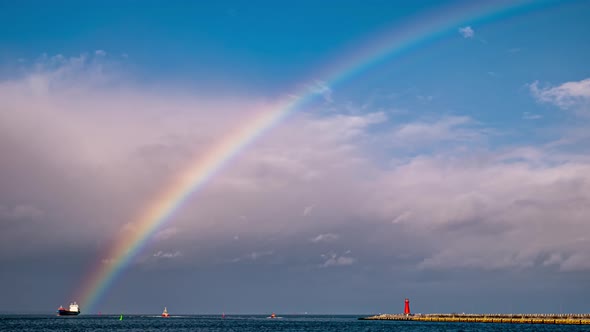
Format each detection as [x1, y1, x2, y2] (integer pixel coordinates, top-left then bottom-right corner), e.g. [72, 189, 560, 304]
[57, 302, 80, 316]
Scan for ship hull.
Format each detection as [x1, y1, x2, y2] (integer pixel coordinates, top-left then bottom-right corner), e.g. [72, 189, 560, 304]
[58, 310, 80, 316]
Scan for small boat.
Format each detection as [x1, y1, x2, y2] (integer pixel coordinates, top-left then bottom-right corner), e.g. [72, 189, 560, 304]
[162, 307, 169, 317]
[57, 302, 80, 316]
[119, 314, 123, 321]
[268, 313, 280, 319]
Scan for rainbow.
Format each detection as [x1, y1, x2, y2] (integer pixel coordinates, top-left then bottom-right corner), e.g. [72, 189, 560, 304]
[77, 0, 559, 312]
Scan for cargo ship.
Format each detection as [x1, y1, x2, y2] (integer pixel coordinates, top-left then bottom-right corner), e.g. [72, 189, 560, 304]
[57, 302, 80, 316]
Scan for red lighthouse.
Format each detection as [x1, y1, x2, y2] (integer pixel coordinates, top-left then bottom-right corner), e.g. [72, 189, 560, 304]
[404, 298, 411, 315]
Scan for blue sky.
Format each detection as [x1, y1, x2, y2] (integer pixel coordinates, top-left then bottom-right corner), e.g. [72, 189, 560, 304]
[1, 0, 590, 314]
[4, 0, 588, 141]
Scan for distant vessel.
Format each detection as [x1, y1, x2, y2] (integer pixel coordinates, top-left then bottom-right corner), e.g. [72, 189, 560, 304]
[162, 307, 169, 317]
[57, 302, 80, 316]
[268, 313, 280, 319]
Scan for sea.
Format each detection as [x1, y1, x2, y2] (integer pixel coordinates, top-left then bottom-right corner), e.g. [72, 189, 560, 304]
[1, 315, 589, 332]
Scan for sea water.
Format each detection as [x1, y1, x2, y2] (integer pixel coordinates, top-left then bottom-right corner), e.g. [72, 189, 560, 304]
[1, 314, 588, 332]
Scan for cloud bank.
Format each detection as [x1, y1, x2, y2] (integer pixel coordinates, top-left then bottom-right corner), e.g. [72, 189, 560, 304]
[1, 54, 590, 312]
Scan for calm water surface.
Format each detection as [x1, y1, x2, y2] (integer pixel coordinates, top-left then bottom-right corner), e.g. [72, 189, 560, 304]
[1, 315, 589, 332]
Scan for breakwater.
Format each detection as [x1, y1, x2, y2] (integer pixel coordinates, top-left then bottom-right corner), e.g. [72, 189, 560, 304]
[359, 313, 590, 325]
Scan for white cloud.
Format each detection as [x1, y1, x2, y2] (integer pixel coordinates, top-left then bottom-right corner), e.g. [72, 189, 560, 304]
[0, 204, 44, 220]
[101, 258, 115, 265]
[121, 222, 137, 233]
[530, 78, 590, 114]
[522, 112, 542, 120]
[307, 80, 333, 103]
[306, 112, 387, 141]
[391, 116, 482, 147]
[417, 95, 434, 102]
[231, 251, 274, 263]
[391, 211, 411, 224]
[95, 50, 106, 56]
[153, 251, 181, 258]
[458, 26, 474, 38]
[154, 227, 179, 241]
[310, 233, 339, 243]
[303, 204, 315, 216]
[320, 253, 355, 267]
[248, 250, 273, 260]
